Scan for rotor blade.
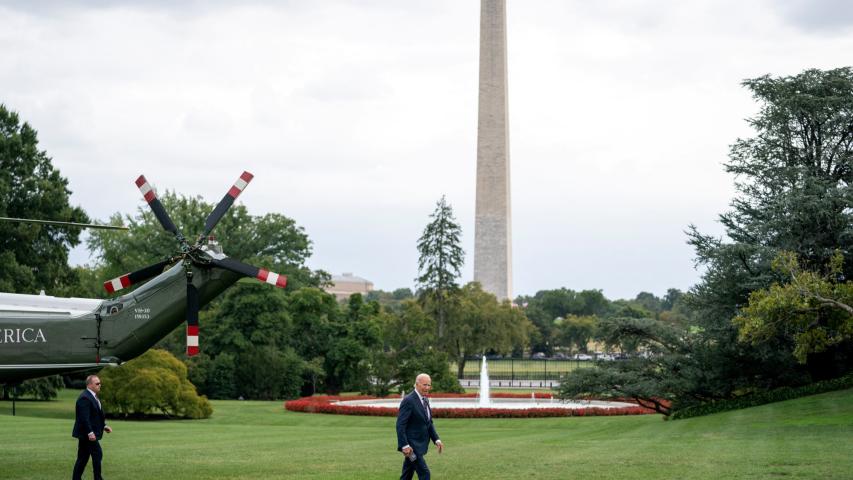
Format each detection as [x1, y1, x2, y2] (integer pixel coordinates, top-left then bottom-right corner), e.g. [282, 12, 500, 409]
[0, 217, 128, 231]
[135, 175, 181, 238]
[186, 281, 199, 357]
[103, 259, 171, 293]
[200, 171, 254, 239]
[211, 257, 287, 289]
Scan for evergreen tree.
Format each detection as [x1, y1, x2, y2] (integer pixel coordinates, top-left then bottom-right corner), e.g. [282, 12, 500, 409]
[688, 67, 853, 384]
[560, 68, 853, 413]
[416, 196, 465, 339]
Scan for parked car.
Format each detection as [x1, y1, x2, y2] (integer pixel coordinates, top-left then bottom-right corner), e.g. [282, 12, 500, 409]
[531, 352, 546, 359]
[573, 353, 593, 361]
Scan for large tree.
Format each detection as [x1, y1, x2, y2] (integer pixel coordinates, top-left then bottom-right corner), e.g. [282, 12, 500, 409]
[517, 288, 611, 355]
[370, 299, 463, 395]
[0, 105, 89, 398]
[553, 315, 598, 355]
[442, 282, 531, 378]
[560, 68, 853, 413]
[416, 196, 465, 340]
[202, 283, 293, 355]
[0, 104, 88, 295]
[688, 67, 853, 384]
[321, 293, 384, 394]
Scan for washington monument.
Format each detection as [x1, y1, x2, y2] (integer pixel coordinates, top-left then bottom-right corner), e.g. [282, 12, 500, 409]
[474, 0, 512, 301]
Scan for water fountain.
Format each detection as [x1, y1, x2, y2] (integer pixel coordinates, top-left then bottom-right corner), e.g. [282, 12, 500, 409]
[479, 355, 490, 407]
[333, 354, 638, 412]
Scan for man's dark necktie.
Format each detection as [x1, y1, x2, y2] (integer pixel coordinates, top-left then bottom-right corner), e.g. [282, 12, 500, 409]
[422, 396, 430, 420]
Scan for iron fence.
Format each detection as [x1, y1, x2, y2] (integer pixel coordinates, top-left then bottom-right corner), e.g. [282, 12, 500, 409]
[456, 358, 590, 382]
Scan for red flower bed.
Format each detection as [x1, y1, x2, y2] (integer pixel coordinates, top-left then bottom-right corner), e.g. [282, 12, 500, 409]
[284, 393, 657, 418]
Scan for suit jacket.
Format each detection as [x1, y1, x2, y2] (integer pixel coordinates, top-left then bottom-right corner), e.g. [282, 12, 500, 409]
[72, 389, 106, 440]
[396, 391, 439, 456]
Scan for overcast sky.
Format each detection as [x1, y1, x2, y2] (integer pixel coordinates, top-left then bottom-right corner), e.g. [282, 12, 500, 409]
[2, 1, 853, 300]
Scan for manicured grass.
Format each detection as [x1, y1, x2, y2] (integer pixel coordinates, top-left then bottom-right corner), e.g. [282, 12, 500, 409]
[1, 388, 852, 479]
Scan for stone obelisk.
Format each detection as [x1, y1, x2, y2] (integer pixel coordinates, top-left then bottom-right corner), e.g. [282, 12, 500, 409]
[474, 0, 512, 301]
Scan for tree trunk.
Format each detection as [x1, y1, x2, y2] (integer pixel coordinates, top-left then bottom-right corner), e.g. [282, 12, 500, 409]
[635, 396, 671, 416]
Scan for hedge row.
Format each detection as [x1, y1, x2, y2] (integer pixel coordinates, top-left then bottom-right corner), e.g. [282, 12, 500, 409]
[670, 373, 853, 420]
[284, 394, 657, 418]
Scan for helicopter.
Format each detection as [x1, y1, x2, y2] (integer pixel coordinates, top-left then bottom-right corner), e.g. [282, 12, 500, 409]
[0, 171, 287, 384]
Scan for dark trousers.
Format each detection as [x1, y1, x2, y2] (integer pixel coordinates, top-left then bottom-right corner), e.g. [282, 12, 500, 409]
[72, 438, 103, 480]
[400, 454, 430, 480]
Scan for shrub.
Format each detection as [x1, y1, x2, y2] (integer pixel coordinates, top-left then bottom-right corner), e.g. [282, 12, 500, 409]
[99, 349, 212, 419]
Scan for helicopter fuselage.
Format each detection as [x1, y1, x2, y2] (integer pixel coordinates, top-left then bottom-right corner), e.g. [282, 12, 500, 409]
[0, 261, 240, 383]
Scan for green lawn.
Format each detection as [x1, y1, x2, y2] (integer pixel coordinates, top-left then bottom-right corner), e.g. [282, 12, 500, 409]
[1, 388, 852, 479]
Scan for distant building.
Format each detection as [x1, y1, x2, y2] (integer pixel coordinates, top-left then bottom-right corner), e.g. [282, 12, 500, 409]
[325, 273, 374, 301]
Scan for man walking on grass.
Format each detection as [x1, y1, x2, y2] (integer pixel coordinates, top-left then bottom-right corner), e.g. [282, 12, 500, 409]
[72, 375, 112, 480]
[396, 373, 444, 479]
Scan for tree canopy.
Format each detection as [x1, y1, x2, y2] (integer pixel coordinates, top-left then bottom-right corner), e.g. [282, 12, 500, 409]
[559, 67, 853, 415]
[735, 251, 853, 364]
[0, 104, 88, 295]
[517, 288, 610, 354]
[371, 299, 464, 395]
[687, 67, 853, 383]
[441, 282, 532, 377]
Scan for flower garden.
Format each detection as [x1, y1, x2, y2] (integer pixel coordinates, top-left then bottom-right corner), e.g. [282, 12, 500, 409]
[284, 392, 657, 418]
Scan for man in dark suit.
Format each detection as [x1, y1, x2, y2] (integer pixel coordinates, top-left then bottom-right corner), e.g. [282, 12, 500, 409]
[72, 375, 112, 480]
[396, 373, 444, 480]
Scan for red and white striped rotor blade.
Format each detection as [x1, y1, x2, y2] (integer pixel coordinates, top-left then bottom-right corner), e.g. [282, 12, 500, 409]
[210, 257, 287, 289]
[186, 281, 200, 356]
[201, 171, 254, 238]
[135, 175, 182, 238]
[103, 260, 171, 294]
